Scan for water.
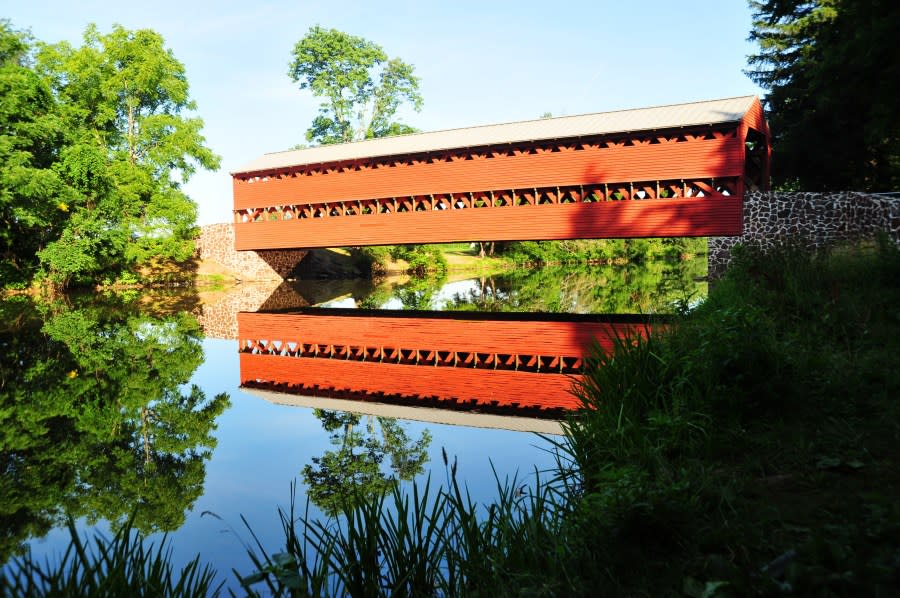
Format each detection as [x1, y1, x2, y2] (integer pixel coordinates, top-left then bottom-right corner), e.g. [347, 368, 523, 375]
[0, 259, 705, 589]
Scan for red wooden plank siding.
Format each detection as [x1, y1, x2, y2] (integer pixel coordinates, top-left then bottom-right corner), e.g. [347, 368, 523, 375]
[234, 196, 742, 250]
[741, 97, 772, 190]
[240, 354, 580, 410]
[234, 137, 743, 209]
[237, 312, 643, 356]
[741, 98, 769, 138]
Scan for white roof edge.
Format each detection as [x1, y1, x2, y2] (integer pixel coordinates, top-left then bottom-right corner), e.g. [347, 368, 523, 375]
[232, 95, 758, 175]
[244, 388, 565, 435]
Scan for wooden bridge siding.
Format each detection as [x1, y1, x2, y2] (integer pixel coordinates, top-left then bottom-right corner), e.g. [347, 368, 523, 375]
[233, 136, 743, 210]
[238, 312, 644, 357]
[741, 99, 772, 189]
[234, 196, 742, 250]
[741, 98, 770, 140]
[240, 353, 579, 410]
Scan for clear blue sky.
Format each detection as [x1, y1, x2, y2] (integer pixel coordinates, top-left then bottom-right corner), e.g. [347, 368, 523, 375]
[4, 1, 763, 224]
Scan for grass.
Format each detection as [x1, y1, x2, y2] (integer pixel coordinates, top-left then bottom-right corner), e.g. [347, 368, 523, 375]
[565, 237, 900, 595]
[4, 238, 899, 596]
[234, 459, 579, 597]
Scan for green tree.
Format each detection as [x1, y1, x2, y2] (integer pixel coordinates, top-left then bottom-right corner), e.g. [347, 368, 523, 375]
[0, 22, 73, 286]
[302, 410, 430, 516]
[746, 0, 900, 190]
[32, 24, 220, 286]
[288, 26, 423, 145]
[0, 296, 228, 560]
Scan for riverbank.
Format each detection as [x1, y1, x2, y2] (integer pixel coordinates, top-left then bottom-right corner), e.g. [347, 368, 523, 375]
[564, 238, 900, 595]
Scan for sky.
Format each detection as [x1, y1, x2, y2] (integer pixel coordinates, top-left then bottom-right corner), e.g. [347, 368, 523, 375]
[4, 0, 764, 225]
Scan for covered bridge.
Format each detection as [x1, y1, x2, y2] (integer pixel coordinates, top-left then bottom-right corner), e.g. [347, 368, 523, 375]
[231, 95, 769, 250]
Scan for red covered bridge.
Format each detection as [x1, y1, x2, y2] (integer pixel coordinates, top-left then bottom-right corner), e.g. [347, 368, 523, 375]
[231, 96, 769, 250]
[238, 309, 653, 413]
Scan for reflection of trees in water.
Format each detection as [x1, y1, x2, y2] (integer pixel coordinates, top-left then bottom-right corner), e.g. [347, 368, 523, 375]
[395, 273, 448, 310]
[354, 272, 449, 310]
[302, 409, 431, 516]
[445, 259, 707, 314]
[0, 298, 228, 562]
[349, 259, 705, 314]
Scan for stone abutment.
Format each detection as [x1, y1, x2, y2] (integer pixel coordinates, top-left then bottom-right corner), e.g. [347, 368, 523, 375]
[197, 223, 307, 281]
[709, 192, 900, 278]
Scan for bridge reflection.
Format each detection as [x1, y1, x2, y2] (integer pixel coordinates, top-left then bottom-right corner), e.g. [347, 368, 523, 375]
[238, 308, 655, 425]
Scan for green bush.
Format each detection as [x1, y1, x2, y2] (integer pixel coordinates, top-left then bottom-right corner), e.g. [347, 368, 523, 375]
[350, 245, 393, 276]
[391, 245, 448, 276]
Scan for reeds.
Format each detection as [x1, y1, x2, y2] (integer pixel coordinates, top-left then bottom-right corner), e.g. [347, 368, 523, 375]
[1, 518, 221, 598]
[235, 453, 583, 597]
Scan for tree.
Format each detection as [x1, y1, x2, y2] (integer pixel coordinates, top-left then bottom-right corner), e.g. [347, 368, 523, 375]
[0, 296, 229, 559]
[302, 410, 430, 516]
[288, 26, 423, 145]
[0, 21, 73, 286]
[746, 0, 900, 190]
[31, 24, 220, 286]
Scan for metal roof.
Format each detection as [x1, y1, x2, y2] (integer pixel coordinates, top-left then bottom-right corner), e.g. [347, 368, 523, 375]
[232, 95, 758, 175]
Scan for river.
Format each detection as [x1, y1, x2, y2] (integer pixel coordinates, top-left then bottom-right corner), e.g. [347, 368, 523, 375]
[0, 259, 705, 590]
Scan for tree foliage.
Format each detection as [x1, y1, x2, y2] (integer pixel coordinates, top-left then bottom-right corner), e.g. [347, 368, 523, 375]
[288, 26, 423, 145]
[0, 296, 229, 561]
[302, 410, 431, 516]
[0, 22, 72, 285]
[0, 21, 219, 288]
[746, 0, 900, 190]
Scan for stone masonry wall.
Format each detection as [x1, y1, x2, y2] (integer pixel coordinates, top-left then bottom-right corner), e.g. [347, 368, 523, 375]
[196, 281, 311, 339]
[709, 192, 900, 278]
[197, 223, 308, 281]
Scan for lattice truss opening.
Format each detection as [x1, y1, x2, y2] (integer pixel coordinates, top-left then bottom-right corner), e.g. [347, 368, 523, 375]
[234, 126, 743, 225]
[240, 338, 585, 374]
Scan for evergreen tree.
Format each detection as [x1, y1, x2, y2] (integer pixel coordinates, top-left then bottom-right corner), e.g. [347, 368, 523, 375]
[747, 0, 900, 190]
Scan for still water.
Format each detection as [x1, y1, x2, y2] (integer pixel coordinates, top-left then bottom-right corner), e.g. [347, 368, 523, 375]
[0, 260, 705, 588]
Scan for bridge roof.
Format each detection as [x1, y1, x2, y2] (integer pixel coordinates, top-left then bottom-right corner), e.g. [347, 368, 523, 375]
[233, 95, 758, 175]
